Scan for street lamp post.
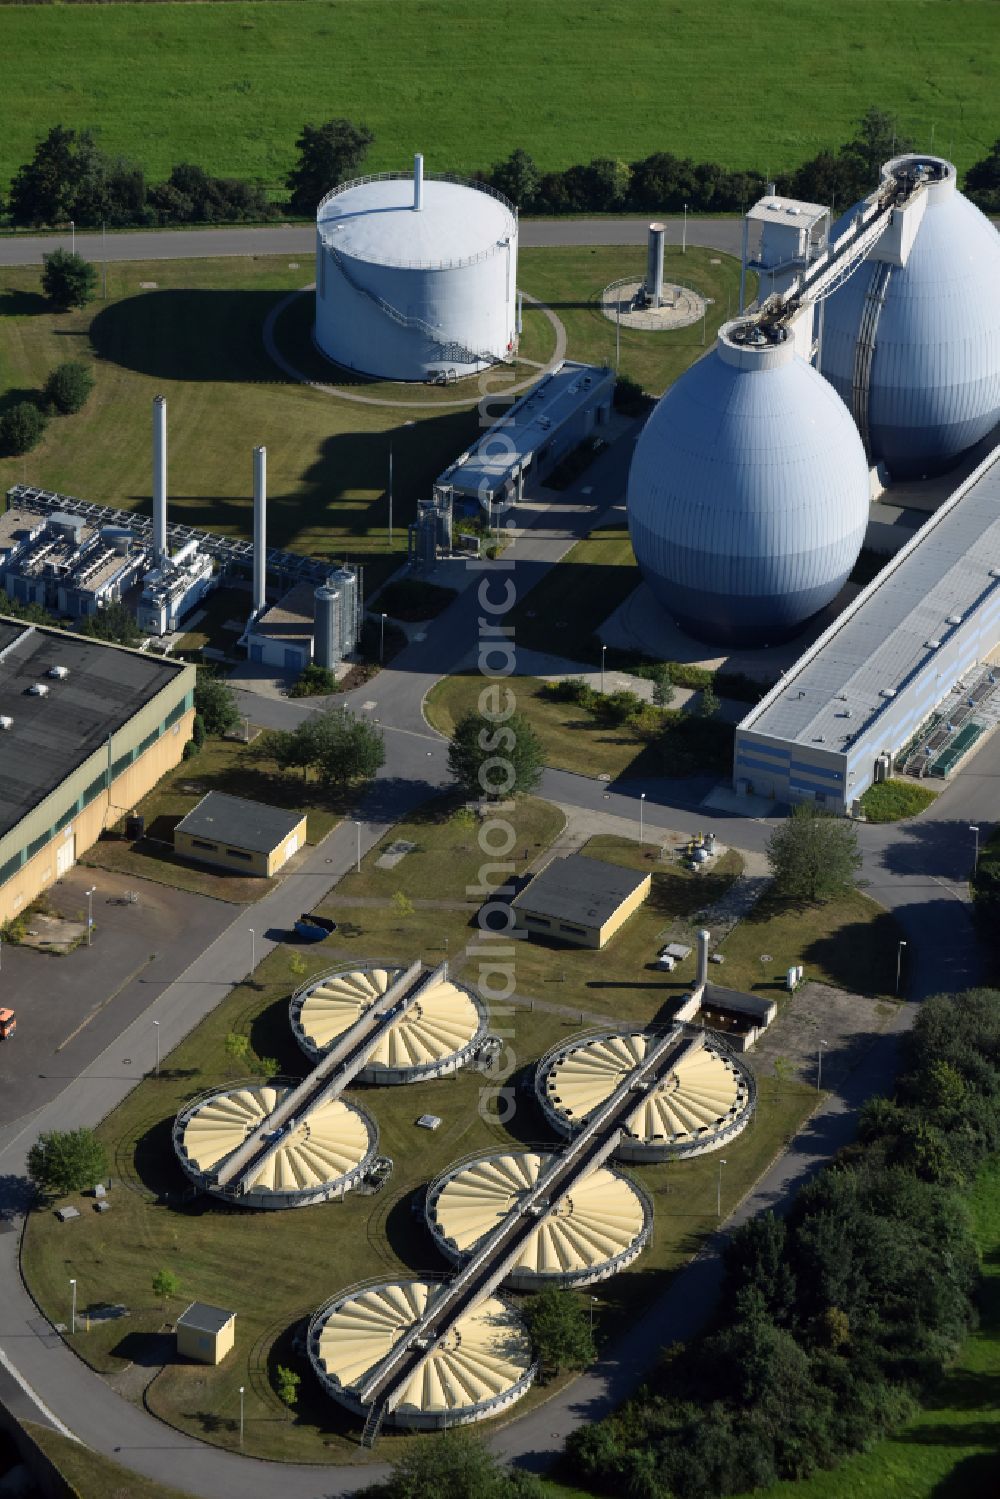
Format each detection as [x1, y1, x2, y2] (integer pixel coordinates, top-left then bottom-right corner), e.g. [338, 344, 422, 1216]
[716, 1158, 727, 1219]
[153, 1020, 160, 1078]
[817, 1038, 828, 1091]
[589, 1295, 598, 1333]
[379, 612, 387, 663]
[70, 220, 75, 255]
[682, 203, 688, 255]
[239, 1385, 245, 1448]
[249, 928, 255, 974]
[896, 939, 907, 995]
[86, 885, 96, 946]
[639, 792, 646, 845]
[69, 1278, 77, 1335]
[601, 643, 607, 695]
[354, 821, 362, 875]
[387, 440, 394, 548]
[970, 824, 981, 872]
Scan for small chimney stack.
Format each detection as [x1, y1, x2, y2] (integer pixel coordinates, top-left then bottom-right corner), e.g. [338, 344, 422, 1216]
[413, 152, 424, 212]
[697, 928, 710, 989]
[152, 395, 167, 564]
[252, 445, 267, 616]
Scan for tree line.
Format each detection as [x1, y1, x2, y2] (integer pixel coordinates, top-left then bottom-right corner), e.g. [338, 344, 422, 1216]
[565, 985, 1000, 1498]
[3, 109, 998, 231]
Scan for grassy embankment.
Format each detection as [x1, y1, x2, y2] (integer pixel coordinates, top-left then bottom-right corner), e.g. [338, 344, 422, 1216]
[22, 798, 817, 1464]
[0, 1, 993, 189]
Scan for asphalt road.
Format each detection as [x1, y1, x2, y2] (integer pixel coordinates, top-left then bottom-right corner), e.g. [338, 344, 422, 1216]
[0, 216, 744, 268]
[0, 365, 993, 1492]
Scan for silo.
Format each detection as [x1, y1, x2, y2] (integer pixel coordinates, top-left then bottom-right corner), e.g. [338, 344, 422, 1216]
[627, 318, 869, 645]
[818, 155, 1000, 477]
[313, 568, 358, 668]
[315, 154, 518, 381]
[308, 1279, 534, 1428]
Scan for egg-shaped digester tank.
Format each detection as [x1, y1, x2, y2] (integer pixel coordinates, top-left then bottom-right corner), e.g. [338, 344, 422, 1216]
[818, 155, 1000, 478]
[626, 320, 870, 645]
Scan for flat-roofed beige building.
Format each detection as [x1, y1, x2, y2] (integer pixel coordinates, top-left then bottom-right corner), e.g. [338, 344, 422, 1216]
[176, 1302, 236, 1365]
[174, 792, 306, 878]
[511, 853, 651, 949]
[0, 617, 195, 925]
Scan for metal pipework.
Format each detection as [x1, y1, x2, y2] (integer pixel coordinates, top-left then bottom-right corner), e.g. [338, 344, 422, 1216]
[152, 395, 167, 564]
[413, 153, 424, 212]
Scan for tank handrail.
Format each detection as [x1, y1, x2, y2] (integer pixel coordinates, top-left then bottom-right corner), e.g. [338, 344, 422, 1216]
[317, 169, 517, 220]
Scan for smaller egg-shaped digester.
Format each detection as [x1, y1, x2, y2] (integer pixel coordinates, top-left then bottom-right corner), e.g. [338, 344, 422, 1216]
[819, 155, 1000, 479]
[627, 320, 869, 645]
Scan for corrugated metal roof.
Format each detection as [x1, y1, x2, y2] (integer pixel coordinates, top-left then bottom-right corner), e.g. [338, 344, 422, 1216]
[429, 1151, 646, 1276]
[741, 444, 1000, 747]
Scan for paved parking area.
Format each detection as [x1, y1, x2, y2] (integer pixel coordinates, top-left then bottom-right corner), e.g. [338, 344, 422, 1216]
[749, 980, 901, 1090]
[0, 867, 234, 1131]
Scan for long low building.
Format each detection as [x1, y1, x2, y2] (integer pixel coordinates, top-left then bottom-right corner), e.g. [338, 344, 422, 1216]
[435, 360, 615, 510]
[734, 445, 1000, 812]
[0, 618, 195, 922]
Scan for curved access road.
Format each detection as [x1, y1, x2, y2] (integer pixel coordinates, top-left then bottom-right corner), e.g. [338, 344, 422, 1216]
[0, 216, 744, 268]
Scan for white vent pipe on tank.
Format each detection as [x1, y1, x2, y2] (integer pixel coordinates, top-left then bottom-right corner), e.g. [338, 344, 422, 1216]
[414, 153, 424, 211]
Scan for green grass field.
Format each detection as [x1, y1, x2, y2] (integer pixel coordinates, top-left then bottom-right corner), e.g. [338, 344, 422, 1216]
[506, 521, 639, 663]
[0, 1, 995, 194]
[21, 798, 818, 1464]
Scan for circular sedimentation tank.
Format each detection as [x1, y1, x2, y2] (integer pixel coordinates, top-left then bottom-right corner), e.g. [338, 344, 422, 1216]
[425, 1150, 651, 1288]
[172, 1082, 378, 1208]
[626, 317, 869, 645]
[314, 155, 518, 381]
[307, 1279, 535, 1429]
[290, 964, 488, 1083]
[819, 155, 1000, 478]
[535, 1031, 754, 1161]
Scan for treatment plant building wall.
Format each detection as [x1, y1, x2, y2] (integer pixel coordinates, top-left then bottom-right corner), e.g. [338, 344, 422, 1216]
[0, 619, 195, 924]
[733, 445, 1000, 811]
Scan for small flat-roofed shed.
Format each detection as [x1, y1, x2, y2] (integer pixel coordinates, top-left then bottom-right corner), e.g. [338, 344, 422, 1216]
[176, 1302, 236, 1365]
[174, 791, 306, 878]
[511, 853, 651, 949]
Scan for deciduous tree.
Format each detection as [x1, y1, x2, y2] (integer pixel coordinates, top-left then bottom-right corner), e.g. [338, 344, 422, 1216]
[41, 249, 97, 310]
[286, 118, 375, 214]
[766, 804, 862, 903]
[448, 710, 542, 800]
[27, 1129, 107, 1198]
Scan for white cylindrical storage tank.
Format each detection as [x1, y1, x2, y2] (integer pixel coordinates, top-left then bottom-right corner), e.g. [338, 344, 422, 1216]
[290, 964, 489, 1083]
[313, 582, 339, 669]
[535, 1030, 755, 1161]
[308, 1279, 535, 1429]
[645, 222, 665, 307]
[315, 162, 518, 381]
[627, 318, 870, 646]
[172, 1081, 378, 1209]
[426, 1150, 652, 1289]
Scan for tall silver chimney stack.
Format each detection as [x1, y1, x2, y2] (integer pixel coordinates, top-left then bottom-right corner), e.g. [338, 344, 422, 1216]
[414, 152, 424, 211]
[152, 395, 167, 564]
[252, 445, 267, 616]
[696, 928, 710, 989]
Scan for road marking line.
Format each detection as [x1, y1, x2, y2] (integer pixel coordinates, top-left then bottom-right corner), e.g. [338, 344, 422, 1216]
[0, 1345, 80, 1443]
[57, 956, 156, 1053]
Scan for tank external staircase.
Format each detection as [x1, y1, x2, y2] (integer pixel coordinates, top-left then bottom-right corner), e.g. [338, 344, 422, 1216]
[326, 244, 510, 371]
[356, 1028, 706, 1445]
[211, 961, 437, 1197]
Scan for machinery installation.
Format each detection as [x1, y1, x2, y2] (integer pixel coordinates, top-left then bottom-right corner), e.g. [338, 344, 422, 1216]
[315, 153, 519, 381]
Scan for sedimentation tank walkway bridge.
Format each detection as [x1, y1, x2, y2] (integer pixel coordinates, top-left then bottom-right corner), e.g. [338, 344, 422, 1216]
[354, 1027, 706, 1446]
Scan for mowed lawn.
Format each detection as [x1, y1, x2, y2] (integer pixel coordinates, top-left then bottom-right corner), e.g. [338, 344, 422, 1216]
[424, 672, 656, 781]
[506, 521, 639, 663]
[0, 1, 994, 190]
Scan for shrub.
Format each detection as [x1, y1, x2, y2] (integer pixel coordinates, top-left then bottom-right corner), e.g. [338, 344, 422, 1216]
[27, 1128, 107, 1198]
[288, 662, 338, 698]
[275, 1365, 301, 1407]
[43, 360, 95, 415]
[0, 401, 47, 456]
[859, 779, 938, 823]
[41, 248, 97, 309]
[191, 713, 206, 748]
